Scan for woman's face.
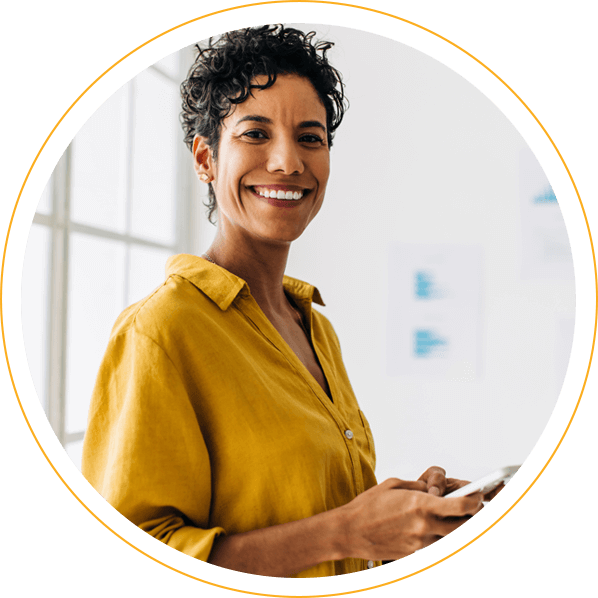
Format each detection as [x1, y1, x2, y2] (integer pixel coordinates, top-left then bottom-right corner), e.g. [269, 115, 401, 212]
[194, 74, 330, 245]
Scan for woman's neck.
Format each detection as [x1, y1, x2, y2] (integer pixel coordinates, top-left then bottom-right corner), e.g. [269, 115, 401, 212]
[205, 230, 292, 318]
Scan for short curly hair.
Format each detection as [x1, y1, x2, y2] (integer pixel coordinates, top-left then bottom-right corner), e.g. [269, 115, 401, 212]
[180, 24, 347, 224]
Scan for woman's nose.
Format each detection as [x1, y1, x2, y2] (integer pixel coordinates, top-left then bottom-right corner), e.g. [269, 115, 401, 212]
[266, 137, 304, 175]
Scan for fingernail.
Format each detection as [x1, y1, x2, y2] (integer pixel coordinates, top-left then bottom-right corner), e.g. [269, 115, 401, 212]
[429, 487, 441, 496]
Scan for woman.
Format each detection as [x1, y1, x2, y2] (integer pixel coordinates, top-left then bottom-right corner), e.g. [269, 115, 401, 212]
[82, 25, 486, 578]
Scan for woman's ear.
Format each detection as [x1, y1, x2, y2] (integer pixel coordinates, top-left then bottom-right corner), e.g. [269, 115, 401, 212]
[192, 135, 215, 183]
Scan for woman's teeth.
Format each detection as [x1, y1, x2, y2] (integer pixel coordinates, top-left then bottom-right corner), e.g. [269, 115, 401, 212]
[255, 188, 303, 200]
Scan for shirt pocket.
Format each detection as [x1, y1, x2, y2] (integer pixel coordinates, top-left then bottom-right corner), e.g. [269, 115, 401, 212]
[358, 409, 376, 468]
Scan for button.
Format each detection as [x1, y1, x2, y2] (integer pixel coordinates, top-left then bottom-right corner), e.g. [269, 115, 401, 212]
[367, 560, 374, 569]
[344, 429, 354, 440]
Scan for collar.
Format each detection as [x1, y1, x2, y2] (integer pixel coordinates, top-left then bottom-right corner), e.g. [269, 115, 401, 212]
[165, 254, 325, 311]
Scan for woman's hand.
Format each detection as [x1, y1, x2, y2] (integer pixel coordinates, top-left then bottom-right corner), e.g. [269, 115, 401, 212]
[418, 466, 505, 501]
[336, 477, 484, 561]
[209, 476, 485, 575]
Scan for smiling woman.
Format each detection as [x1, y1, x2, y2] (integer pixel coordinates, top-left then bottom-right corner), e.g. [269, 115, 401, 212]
[193, 74, 330, 247]
[229, 109, 326, 208]
[81, 24, 488, 579]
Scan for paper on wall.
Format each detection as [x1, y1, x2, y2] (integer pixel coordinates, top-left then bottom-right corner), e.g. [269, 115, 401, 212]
[387, 243, 483, 379]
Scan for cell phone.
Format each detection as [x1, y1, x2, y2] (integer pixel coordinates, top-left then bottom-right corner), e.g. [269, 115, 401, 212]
[443, 465, 520, 498]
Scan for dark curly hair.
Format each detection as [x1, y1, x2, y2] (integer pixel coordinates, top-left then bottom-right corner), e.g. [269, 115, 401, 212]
[180, 24, 348, 224]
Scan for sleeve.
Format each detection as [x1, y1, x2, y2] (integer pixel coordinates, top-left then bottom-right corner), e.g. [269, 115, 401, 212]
[82, 327, 225, 561]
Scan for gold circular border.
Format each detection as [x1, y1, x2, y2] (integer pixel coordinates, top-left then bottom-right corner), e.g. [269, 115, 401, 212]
[2, 2, 596, 596]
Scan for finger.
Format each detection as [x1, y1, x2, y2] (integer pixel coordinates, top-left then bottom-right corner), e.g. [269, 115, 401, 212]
[483, 482, 505, 501]
[446, 478, 471, 491]
[443, 480, 469, 495]
[382, 478, 427, 492]
[427, 472, 447, 496]
[418, 466, 447, 496]
[431, 493, 484, 517]
[418, 466, 446, 483]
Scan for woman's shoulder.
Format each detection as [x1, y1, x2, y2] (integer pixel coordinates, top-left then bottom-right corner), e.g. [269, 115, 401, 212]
[109, 273, 215, 343]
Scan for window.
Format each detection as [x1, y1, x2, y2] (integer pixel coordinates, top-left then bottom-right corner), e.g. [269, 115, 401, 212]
[22, 47, 207, 469]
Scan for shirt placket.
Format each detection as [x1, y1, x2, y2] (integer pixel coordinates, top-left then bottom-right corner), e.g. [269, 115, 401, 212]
[237, 293, 366, 498]
[305, 300, 366, 497]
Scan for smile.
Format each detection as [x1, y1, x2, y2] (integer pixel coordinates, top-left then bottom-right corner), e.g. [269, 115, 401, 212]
[251, 185, 306, 201]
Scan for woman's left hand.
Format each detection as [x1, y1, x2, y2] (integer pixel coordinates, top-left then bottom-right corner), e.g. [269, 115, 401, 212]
[418, 466, 504, 501]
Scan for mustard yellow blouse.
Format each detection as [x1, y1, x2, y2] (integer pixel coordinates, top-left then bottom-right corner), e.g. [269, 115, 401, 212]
[82, 254, 378, 577]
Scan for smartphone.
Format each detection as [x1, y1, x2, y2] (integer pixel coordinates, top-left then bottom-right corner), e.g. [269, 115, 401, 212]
[443, 465, 520, 498]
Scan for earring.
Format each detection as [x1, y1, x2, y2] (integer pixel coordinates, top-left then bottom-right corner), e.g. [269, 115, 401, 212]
[199, 173, 210, 183]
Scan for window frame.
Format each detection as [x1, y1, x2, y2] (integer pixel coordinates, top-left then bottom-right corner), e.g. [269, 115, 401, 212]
[30, 49, 200, 450]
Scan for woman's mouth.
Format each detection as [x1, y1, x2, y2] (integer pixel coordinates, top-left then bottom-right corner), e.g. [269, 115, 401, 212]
[250, 185, 307, 201]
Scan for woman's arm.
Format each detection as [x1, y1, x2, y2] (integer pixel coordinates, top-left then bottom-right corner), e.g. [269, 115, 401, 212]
[209, 478, 484, 577]
[209, 503, 344, 576]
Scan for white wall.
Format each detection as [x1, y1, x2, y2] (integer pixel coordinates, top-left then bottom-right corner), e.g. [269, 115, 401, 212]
[272, 25, 575, 483]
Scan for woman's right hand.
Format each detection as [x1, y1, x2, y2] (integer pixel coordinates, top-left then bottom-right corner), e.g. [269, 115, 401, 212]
[336, 477, 484, 561]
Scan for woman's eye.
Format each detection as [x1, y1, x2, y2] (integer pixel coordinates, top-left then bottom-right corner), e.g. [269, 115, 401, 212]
[241, 130, 324, 144]
[243, 130, 267, 140]
[300, 134, 325, 144]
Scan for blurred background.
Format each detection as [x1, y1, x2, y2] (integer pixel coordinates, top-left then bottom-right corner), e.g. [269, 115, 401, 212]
[22, 25, 575, 482]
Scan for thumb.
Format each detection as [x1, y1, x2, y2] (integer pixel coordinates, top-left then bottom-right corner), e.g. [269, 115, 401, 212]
[382, 478, 427, 492]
